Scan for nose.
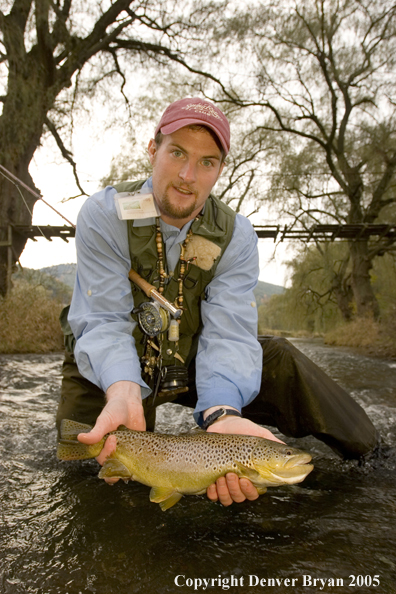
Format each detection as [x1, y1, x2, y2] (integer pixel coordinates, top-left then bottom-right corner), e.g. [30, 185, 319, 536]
[179, 159, 196, 184]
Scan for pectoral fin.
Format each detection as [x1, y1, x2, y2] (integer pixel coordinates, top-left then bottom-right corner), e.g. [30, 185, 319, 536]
[150, 486, 183, 511]
[234, 461, 262, 482]
[233, 462, 268, 495]
[98, 459, 132, 480]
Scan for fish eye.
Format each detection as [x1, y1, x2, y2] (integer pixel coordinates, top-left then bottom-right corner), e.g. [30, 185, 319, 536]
[285, 449, 293, 456]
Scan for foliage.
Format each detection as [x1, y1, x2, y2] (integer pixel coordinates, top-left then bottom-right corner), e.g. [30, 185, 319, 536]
[12, 265, 73, 303]
[0, 279, 65, 353]
[0, 0, 228, 295]
[185, 0, 396, 319]
[325, 312, 396, 360]
[40, 263, 77, 291]
[257, 245, 396, 337]
[99, 0, 396, 322]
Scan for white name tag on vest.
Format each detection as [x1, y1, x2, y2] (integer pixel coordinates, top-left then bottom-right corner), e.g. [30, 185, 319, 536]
[114, 191, 160, 220]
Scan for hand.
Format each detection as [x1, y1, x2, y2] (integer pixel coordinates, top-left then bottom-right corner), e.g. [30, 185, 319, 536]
[204, 408, 284, 506]
[78, 381, 145, 482]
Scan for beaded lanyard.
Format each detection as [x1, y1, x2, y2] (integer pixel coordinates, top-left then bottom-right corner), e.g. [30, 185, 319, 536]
[143, 216, 199, 399]
[155, 216, 199, 309]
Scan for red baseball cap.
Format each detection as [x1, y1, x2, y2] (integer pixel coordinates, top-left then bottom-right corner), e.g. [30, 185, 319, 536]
[155, 97, 230, 155]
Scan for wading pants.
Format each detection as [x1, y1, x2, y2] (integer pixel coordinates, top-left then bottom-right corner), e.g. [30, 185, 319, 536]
[56, 336, 379, 459]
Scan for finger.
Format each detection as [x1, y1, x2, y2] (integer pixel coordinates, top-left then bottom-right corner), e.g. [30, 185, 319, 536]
[215, 476, 234, 507]
[96, 435, 119, 484]
[96, 434, 117, 465]
[206, 483, 218, 502]
[239, 478, 260, 501]
[224, 473, 247, 504]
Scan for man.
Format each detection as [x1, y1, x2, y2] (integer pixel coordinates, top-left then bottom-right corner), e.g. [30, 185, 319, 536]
[58, 98, 379, 507]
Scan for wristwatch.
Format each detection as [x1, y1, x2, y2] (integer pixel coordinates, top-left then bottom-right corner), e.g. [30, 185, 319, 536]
[201, 408, 242, 431]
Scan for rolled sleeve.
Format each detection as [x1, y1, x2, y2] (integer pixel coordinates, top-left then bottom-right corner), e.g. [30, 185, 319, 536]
[193, 214, 262, 423]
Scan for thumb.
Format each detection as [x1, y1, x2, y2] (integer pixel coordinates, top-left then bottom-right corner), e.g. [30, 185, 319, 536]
[77, 409, 115, 445]
[78, 425, 106, 445]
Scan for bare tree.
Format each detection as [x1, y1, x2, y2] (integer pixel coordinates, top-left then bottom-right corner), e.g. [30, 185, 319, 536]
[0, 0, 224, 295]
[197, 0, 396, 319]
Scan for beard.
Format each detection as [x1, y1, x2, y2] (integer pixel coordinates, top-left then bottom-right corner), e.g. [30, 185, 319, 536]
[155, 184, 198, 220]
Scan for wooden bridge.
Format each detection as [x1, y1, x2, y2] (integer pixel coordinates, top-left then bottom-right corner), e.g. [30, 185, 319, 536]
[3, 222, 396, 243]
[254, 223, 396, 242]
[1, 222, 396, 295]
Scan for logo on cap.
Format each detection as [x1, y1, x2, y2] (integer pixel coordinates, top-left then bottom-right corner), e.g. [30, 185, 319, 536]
[182, 103, 222, 120]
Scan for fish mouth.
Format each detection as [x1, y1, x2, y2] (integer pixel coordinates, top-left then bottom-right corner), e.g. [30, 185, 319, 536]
[278, 463, 314, 480]
[284, 453, 312, 470]
[269, 454, 313, 483]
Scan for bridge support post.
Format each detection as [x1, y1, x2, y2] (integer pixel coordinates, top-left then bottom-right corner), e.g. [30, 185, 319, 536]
[0, 225, 13, 296]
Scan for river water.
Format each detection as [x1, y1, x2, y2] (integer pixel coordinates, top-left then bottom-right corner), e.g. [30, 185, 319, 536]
[0, 339, 395, 594]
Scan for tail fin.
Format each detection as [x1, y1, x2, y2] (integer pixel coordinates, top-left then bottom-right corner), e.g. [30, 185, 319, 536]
[57, 419, 104, 460]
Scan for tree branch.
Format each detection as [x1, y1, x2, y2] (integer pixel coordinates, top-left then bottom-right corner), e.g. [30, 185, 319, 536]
[365, 151, 396, 222]
[44, 115, 87, 196]
[57, 0, 135, 84]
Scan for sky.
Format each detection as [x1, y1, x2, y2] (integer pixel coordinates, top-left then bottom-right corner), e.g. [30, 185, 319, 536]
[19, 120, 292, 288]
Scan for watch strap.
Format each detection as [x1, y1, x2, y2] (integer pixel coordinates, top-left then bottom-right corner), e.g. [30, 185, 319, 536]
[201, 408, 242, 431]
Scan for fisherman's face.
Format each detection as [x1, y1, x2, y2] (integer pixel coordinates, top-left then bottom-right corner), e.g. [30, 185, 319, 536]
[148, 126, 225, 228]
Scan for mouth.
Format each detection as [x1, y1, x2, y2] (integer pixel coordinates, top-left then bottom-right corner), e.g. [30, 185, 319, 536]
[268, 461, 314, 485]
[284, 453, 312, 469]
[279, 454, 314, 482]
[172, 185, 195, 197]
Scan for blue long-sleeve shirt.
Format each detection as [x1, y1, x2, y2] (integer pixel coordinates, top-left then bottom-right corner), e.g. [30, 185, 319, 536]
[68, 178, 262, 423]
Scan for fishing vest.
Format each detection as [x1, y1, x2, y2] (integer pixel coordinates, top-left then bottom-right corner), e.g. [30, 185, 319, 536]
[115, 180, 236, 369]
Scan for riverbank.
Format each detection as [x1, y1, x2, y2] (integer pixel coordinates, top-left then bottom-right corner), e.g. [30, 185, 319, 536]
[324, 316, 396, 360]
[260, 316, 396, 361]
[2, 283, 396, 360]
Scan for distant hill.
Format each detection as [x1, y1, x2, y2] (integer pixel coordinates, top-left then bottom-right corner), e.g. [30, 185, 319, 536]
[41, 264, 284, 302]
[12, 266, 73, 303]
[41, 264, 77, 290]
[254, 280, 284, 303]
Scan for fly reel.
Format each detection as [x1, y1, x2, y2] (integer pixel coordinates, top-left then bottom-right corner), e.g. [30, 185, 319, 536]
[133, 302, 169, 337]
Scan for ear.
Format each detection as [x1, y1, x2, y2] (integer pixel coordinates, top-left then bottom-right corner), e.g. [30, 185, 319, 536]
[147, 138, 157, 165]
[216, 161, 225, 181]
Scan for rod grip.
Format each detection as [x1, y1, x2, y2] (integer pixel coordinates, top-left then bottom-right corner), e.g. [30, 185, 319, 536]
[128, 268, 182, 319]
[128, 268, 155, 298]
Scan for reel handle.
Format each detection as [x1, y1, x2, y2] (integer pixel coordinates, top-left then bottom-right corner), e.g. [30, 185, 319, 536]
[128, 268, 182, 319]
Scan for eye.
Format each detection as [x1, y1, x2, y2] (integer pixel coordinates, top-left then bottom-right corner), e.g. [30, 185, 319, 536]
[201, 159, 214, 168]
[172, 150, 183, 158]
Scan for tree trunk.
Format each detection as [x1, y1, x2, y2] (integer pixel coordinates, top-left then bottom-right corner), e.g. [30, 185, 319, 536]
[0, 29, 59, 296]
[0, 161, 38, 296]
[349, 240, 380, 320]
[332, 275, 354, 322]
[0, 97, 51, 295]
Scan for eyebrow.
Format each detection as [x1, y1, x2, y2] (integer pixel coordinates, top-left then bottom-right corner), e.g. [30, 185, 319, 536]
[169, 142, 221, 161]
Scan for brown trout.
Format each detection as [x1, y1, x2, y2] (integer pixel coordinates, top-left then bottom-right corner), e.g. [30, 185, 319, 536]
[57, 419, 314, 511]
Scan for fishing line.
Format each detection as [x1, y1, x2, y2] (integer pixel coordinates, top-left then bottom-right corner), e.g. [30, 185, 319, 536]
[0, 165, 76, 229]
